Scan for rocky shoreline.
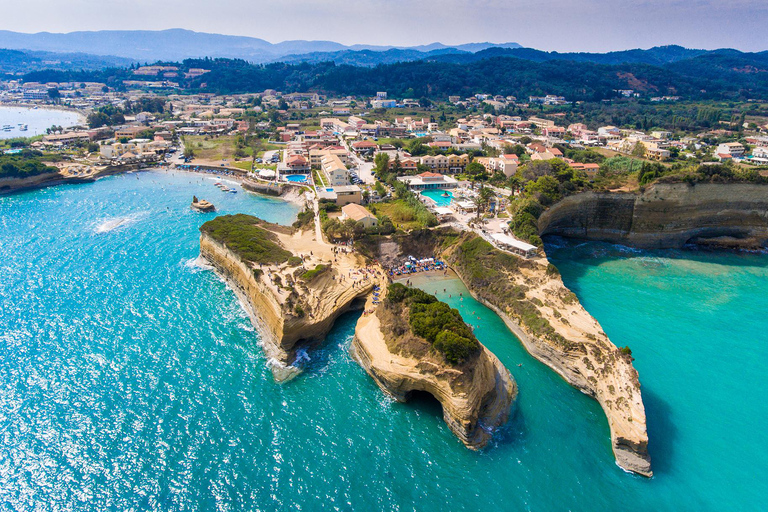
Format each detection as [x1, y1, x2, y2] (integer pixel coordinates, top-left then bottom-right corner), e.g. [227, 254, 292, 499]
[539, 182, 768, 250]
[199, 219, 377, 379]
[351, 304, 517, 449]
[440, 235, 652, 476]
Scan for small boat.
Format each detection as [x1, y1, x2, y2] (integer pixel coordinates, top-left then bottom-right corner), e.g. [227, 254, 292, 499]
[191, 196, 215, 212]
[228, 188, 238, 193]
[19, 124, 28, 131]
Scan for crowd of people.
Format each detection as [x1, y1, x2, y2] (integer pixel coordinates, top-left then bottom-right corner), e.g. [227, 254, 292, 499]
[386, 256, 447, 279]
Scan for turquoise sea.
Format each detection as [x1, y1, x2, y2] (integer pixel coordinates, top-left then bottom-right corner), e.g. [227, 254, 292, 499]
[0, 171, 765, 510]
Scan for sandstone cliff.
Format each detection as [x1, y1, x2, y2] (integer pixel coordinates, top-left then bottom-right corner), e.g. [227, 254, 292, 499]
[200, 221, 375, 379]
[443, 234, 652, 476]
[351, 298, 517, 449]
[539, 183, 768, 249]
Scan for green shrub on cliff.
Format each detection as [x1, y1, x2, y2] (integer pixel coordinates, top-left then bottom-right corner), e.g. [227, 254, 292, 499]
[386, 283, 480, 365]
[300, 264, 329, 282]
[448, 234, 567, 346]
[200, 214, 293, 265]
[508, 197, 546, 247]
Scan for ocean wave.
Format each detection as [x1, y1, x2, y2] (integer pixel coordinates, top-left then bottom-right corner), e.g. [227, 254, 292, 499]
[183, 256, 213, 272]
[93, 212, 147, 234]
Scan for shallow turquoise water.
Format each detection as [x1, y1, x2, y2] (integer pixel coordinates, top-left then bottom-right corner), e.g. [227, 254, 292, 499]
[0, 106, 83, 140]
[0, 172, 765, 510]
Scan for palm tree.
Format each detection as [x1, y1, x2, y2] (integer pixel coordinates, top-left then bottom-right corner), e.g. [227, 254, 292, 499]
[473, 185, 496, 220]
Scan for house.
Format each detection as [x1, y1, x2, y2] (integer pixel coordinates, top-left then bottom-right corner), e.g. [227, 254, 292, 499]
[646, 147, 671, 161]
[479, 154, 519, 177]
[42, 131, 92, 145]
[321, 154, 350, 186]
[531, 151, 558, 161]
[350, 140, 377, 154]
[341, 204, 378, 228]
[317, 185, 362, 206]
[389, 157, 419, 173]
[114, 126, 146, 139]
[715, 142, 746, 158]
[309, 148, 350, 168]
[397, 172, 458, 191]
[281, 154, 310, 174]
[715, 153, 734, 162]
[569, 162, 601, 177]
[372, 99, 397, 108]
[542, 126, 566, 138]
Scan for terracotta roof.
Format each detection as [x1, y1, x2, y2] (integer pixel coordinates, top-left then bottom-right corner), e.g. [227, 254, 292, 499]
[342, 203, 375, 221]
[287, 155, 307, 165]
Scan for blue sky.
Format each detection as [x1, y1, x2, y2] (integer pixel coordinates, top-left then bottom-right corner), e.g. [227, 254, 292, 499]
[3, 0, 767, 52]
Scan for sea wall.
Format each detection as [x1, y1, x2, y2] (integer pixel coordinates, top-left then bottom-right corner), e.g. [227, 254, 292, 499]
[539, 183, 768, 249]
[351, 308, 517, 449]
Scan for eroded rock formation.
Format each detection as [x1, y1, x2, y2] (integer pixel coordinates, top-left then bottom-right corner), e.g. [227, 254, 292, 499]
[539, 183, 768, 250]
[351, 294, 516, 449]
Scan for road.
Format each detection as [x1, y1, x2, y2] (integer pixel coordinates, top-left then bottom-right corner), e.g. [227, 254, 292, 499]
[340, 137, 376, 184]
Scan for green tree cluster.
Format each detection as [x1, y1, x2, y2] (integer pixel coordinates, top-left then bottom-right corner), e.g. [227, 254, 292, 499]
[387, 283, 480, 365]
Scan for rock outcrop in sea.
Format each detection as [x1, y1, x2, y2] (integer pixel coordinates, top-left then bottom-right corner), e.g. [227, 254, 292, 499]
[350, 284, 517, 449]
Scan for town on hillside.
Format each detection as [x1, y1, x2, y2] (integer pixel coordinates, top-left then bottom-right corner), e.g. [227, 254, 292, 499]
[3, 79, 768, 255]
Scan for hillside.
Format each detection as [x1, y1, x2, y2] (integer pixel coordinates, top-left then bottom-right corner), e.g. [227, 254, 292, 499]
[0, 29, 519, 63]
[0, 48, 133, 74]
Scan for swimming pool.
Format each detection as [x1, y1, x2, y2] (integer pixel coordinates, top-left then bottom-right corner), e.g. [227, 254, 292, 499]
[284, 174, 308, 183]
[421, 189, 454, 207]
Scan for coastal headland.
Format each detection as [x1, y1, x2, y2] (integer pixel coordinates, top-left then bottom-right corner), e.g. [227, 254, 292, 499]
[0, 163, 145, 195]
[359, 229, 652, 476]
[198, 214, 382, 379]
[197, 213, 518, 447]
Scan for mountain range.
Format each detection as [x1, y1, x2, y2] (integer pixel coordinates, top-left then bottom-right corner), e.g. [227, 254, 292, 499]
[0, 29, 521, 63]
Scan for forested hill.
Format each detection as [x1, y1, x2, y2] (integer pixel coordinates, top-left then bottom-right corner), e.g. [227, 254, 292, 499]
[23, 50, 768, 101]
[0, 49, 134, 74]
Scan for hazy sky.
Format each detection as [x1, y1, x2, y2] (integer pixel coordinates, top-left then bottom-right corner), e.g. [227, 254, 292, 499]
[3, 0, 767, 52]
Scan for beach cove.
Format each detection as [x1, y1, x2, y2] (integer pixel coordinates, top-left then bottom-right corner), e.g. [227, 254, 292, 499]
[0, 171, 765, 509]
[0, 105, 85, 140]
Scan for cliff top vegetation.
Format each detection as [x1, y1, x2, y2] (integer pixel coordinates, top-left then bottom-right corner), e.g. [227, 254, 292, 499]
[200, 214, 293, 266]
[384, 283, 480, 365]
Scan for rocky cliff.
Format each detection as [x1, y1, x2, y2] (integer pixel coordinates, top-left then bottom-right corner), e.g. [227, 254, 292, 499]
[351, 299, 517, 449]
[443, 234, 652, 476]
[539, 183, 768, 249]
[200, 225, 374, 379]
